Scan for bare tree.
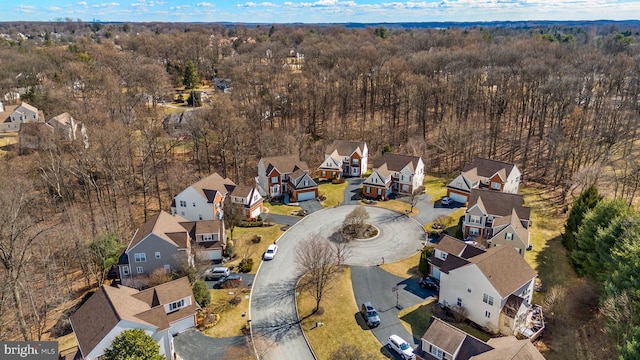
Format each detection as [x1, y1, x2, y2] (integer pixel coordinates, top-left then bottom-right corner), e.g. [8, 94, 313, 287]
[342, 206, 370, 239]
[409, 186, 424, 212]
[329, 227, 353, 267]
[295, 234, 340, 313]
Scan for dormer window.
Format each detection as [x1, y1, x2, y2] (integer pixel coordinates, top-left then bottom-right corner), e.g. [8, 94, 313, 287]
[439, 252, 447, 260]
[169, 299, 185, 312]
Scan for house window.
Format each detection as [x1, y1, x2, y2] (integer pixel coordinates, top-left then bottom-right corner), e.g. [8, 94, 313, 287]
[181, 212, 185, 216]
[491, 182, 501, 190]
[483, 293, 494, 306]
[136, 266, 144, 274]
[134, 253, 146, 262]
[485, 311, 491, 318]
[469, 215, 482, 224]
[429, 345, 444, 360]
[366, 186, 371, 193]
[439, 252, 447, 260]
[377, 189, 382, 195]
[122, 266, 129, 276]
[467, 288, 472, 293]
[304, 180, 309, 186]
[271, 176, 278, 183]
[505, 232, 514, 240]
[322, 171, 326, 176]
[202, 233, 213, 241]
[468, 227, 480, 236]
[352, 158, 359, 165]
[169, 299, 185, 311]
[457, 298, 463, 307]
[179, 200, 187, 207]
[199, 215, 203, 220]
[155, 252, 161, 259]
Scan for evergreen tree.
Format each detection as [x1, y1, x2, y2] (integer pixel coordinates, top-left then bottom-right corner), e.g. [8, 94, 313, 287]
[562, 185, 601, 253]
[619, 327, 640, 360]
[182, 61, 199, 89]
[419, 247, 433, 276]
[192, 280, 211, 307]
[103, 329, 164, 360]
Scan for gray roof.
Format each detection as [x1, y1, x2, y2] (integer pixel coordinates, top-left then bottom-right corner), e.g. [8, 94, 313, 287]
[468, 189, 530, 220]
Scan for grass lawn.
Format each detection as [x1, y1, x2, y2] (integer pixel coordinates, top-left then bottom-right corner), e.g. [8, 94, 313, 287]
[0, 133, 18, 155]
[203, 287, 251, 337]
[380, 251, 423, 278]
[423, 208, 465, 234]
[297, 267, 387, 360]
[263, 201, 302, 216]
[318, 181, 348, 208]
[398, 301, 436, 339]
[226, 225, 283, 274]
[423, 175, 450, 203]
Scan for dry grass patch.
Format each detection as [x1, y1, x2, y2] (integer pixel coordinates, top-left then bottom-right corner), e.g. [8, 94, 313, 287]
[423, 175, 450, 203]
[297, 267, 386, 360]
[380, 251, 422, 278]
[56, 333, 78, 356]
[318, 181, 348, 208]
[424, 208, 465, 234]
[203, 287, 251, 337]
[398, 301, 436, 338]
[0, 133, 18, 155]
[263, 201, 302, 216]
[226, 225, 283, 274]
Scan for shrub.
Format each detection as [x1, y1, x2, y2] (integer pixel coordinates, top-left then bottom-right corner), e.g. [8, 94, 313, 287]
[332, 177, 346, 184]
[192, 280, 211, 307]
[229, 296, 242, 306]
[238, 258, 253, 273]
[238, 220, 263, 227]
[251, 235, 262, 244]
[225, 240, 235, 257]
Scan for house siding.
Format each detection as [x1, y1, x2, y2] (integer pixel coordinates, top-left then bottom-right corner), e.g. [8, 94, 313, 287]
[172, 186, 215, 221]
[439, 264, 501, 332]
[83, 321, 159, 360]
[122, 234, 187, 285]
[490, 225, 527, 256]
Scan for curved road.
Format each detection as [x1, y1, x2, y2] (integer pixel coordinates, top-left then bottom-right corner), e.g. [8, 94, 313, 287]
[250, 205, 427, 360]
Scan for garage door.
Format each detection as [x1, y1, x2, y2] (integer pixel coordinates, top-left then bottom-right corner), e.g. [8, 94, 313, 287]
[170, 316, 196, 335]
[251, 207, 262, 219]
[204, 249, 222, 261]
[297, 191, 316, 201]
[449, 192, 468, 204]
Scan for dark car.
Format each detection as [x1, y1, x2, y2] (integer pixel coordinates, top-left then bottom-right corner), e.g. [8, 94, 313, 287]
[361, 302, 381, 328]
[217, 274, 242, 289]
[419, 276, 440, 291]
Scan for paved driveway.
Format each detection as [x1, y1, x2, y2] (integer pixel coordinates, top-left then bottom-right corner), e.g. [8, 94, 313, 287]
[299, 199, 323, 213]
[351, 266, 437, 354]
[174, 329, 246, 360]
[343, 178, 364, 205]
[410, 193, 458, 226]
[250, 206, 427, 360]
[264, 213, 301, 226]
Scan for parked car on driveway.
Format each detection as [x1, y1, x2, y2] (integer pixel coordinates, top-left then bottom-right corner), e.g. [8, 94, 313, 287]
[204, 266, 230, 281]
[419, 276, 440, 291]
[360, 302, 380, 328]
[388, 334, 415, 360]
[263, 244, 278, 260]
[441, 196, 453, 206]
[217, 274, 242, 288]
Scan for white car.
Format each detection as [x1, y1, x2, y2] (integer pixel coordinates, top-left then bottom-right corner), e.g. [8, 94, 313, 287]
[264, 244, 278, 260]
[388, 334, 415, 360]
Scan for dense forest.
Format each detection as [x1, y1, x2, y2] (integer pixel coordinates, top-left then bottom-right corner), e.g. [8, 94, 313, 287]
[0, 20, 639, 357]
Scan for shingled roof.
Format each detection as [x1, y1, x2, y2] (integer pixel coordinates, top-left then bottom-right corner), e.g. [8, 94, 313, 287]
[421, 317, 493, 360]
[71, 277, 197, 359]
[128, 211, 189, 250]
[468, 189, 530, 220]
[472, 336, 545, 360]
[191, 173, 236, 203]
[373, 153, 421, 172]
[461, 158, 517, 181]
[262, 154, 309, 174]
[469, 245, 537, 298]
[325, 140, 366, 157]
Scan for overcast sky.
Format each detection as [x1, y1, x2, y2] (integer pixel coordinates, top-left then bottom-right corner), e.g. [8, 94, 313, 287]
[3, 0, 640, 23]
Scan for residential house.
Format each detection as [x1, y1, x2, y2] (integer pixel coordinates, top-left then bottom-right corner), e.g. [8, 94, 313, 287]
[317, 140, 368, 179]
[19, 112, 89, 151]
[228, 185, 264, 220]
[446, 158, 521, 204]
[362, 153, 424, 200]
[162, 108, 207, 138]
[0, 101, 43, 133]
[463, 189, 531, 255]
[118, 211, 192, 287]
[171, 173, 235, 221]
[257, 155, 318, 202]
[415, 317, 545, 360]
[430, 235, 541, 337]
[69, 277, 199, 360]
[180, 219, 226, 261]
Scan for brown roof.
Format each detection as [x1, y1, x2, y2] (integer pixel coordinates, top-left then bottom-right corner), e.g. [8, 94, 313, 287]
[373, 153, 421, 173]
[325, 140, 367, 157]
[422, 317, 493, 359]
[472, 337, 545, 360]
[47, 112, 74, 127]
[191, 172, 236, 202]
[436, 235, 467, 256]
[129, 211, 189, 250]
[469, 245, 537, 298]
[192, 220, 223, 235]
[71, 277, 198, 358]
[232, 184, 254, 198]
[462, 158, 517, 180]
[439, 254, 471, 273]
[262, 154, 308, 174]
[491, 209, 529, 242]
[0, 104, 19, 123]
[469, 189, 531, 220]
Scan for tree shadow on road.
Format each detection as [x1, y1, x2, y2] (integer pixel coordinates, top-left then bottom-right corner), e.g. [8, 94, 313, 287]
[251, 309, 305, 344]
[251, 278, 298, 311]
